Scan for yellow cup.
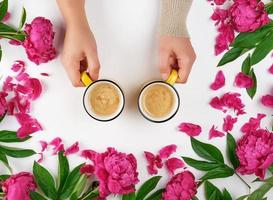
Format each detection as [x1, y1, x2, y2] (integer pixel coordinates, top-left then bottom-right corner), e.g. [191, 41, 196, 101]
[81, 72, 125, 122]
[138, 70, 180, 123]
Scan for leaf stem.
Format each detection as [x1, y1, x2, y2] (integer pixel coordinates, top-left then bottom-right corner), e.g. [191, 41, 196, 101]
[235, 172, 251, 193]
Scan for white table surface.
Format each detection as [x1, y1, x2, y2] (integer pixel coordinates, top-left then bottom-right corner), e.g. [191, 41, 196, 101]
[1, 0, 273, 199]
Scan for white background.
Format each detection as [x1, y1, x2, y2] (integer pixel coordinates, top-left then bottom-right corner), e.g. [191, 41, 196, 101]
[1, 0, 273, 199]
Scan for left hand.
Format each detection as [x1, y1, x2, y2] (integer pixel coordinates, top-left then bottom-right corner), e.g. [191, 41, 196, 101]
[158, 36, 196, 83]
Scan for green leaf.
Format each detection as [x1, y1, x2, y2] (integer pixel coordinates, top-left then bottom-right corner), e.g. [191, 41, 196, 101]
[0, 22, 17, 33]
[268, 164, 273, 174]
[208, 191, 217, 200]
[18, 7, 26, 31]
[33, 161, 57, 199]
[122, 192, 136, 200]
[204, 181, 222, 200]
[237, 195, 248, 200]
[232, 25, 273, 48]
[0, 0, 8, 21]
[201, 165, 234, 181]
[266, 2, 273, 14]
[241, 54, 251, 75]
[182, 157, 220, 171]
[30, 191, 47, 200]
[59, 163, 85, 200]
[0, 150, 12, 172]
[247, 181, 273, 200]
[78, 187, 99, 200]
[0, 130, 31, 143]
[217, 47, 248, 67]
[70, 174, 88, 200]
[0, 44, 2, 62]
[145, 189, 164, 200]
[0, 174, 10, 181]
[192, 197, 199, 200]
[246, 69, 257, 99]
[0, 111, 6, 123]
[57, 151, 69, 191]
[251, 31, 273, 66]
[0, 145, 35, 158]
[223, 189, 232, 200]
[135, 176, 161, 200]
[191, 137, 224, 163]
[227, 133, 240, 169]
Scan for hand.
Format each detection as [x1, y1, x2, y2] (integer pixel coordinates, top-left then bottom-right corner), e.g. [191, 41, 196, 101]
[158, 36, 196, 83]
[61, 23, 100, 87]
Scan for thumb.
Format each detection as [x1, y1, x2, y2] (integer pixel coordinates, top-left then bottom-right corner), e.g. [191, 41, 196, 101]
[86, 52, 100, 81]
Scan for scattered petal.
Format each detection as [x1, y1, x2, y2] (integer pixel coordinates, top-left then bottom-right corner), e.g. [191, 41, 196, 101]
[37, 153, 44, 163]
[234, 72, 254, 89]
[81, 149, 97, 161]
[222, 115, 237, 132]
[144, 151, 163, 175]
[49, 137, 62, 148]
[261, 95, 273, 108]
[269, 64, 273, 74]
[165, 158, 184, 175]
[241, 113, 266, 134]
[2, 12, 10, 22]
[178, 123, 202, 137]
[159, 144, 177, 159]
[210, 70, 225, 90]
[40, 73, 49, 77]
[64, 142, 79, 156]
[52, 144, 64, 155]
[209, 125, 225, 139]
[39, 141, 48, 152]
[15, 113, 42, 138]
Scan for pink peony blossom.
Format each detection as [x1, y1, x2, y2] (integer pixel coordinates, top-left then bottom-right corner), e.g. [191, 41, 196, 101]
[159, 144, 177, 159]
[178, 123, 202, 137]
[0, 92, 7, 117]
[144, 151, 163, 175]
[64, 141, 79, 156]
[210, 70, 225, 90]
[23, 17, 56, 65]
[2, 172, 36, 200]
[269, 64, 273, 74]
[162, 171, 197, 200]
[210, 92, 245, 115]
[223, 115, 237, 132]
[234, 72, 254, 89]
[236, 129, 273, 179]
[261, 95, 273, 108]
[209, 125, 225, 139]
[230, 0, 270, 33]
[92, 148, 139, 198]
[165, 158, 184, 176]
[241, 113, 266, 134]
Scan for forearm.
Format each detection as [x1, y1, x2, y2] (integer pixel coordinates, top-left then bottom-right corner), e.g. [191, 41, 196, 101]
[159, 0, 193, 37]
[56, 0, 89, 28]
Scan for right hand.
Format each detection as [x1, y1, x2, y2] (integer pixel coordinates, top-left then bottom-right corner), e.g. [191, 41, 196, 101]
[61, 23, 100, 87]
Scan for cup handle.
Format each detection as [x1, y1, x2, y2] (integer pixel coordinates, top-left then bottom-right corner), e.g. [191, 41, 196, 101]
[81, 71, 93, 86]
[166, 70, 178, 85]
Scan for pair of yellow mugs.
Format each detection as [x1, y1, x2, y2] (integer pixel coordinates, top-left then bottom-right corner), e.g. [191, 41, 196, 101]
[81, 70, 180, 123]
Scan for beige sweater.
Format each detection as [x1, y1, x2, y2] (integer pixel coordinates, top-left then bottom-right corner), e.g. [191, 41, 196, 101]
[159, 0, 193, 37]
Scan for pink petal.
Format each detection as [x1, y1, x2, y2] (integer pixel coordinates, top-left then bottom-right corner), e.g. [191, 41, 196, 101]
[259, 155, 273, 170]
[49, 137, 62, 148]
[40, 73, 49, 77]
[209, 125, 225, 139]
[39, 141, 48, 152]
[64, 142, 79, 156]
[222, 115, 237, 132]
[210, 70, 225, 90]
[234, 72, 254, 89]
[269, 64, 273, 74]
[2, 76, 14, 92]
[37, 153, 44, 163]
[144, 151, 163, 175]
[9, 39, 22, 46]
[24, 78, 42, 100]
[80, 149, 97, 161]
[80, 164, 95, 177]
[15, 113, 42, 138]
[178, 122, 202, 137]
[158, 144, 177, 159]
[2, 12, 10, 22]
[52, 144, 64, 155]
[165, 158, 184, 175]
[241, 113, 266, 134]
[261, 95, 273, 108]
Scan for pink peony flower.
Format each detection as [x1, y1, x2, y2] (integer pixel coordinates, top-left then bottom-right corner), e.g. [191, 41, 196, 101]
[236, 129, 273, 179]
[210, 70, 225, 90]
[23, 17, 56, 65]
[261, 95, 273, 108]
[178, 123, 202, 137]
[144, 151, 163, 175]
[210, 92, 245, 116]
[92, 148, 139, 198]
[2, 172, 36, 200]
[159, 144, 177, 159]
[162, 171, 197, 200]
[0, 92, 7, 117]
[209, 125, 225, 139]
[223, 115, 237, 132]
[241, 113, 266, 134]
[234, 72, 254, 89]
[269, 64, 273, 74]
[230, 0, 270, 32]
[165, 158, 184, 176]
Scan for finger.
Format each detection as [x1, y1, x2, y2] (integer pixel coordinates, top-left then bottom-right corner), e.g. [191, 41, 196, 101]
[86, 51, 100, 81]
[176, 57, 193, 83]
[158, 50, 172, 80]
[63, 59, 84, 87]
